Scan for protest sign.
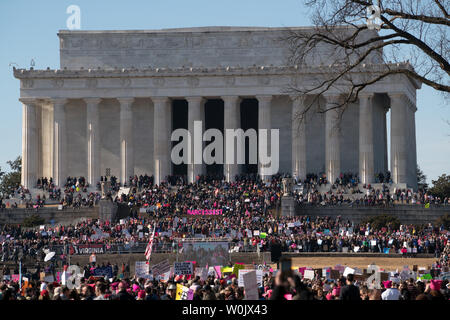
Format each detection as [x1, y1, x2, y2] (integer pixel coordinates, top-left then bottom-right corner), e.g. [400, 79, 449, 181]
[135, 261, 151, 279]
[343, 267, 355, 277]
[92, 266, 113, 279]
[232, 263, 245, 276]
[243, 271, 259, 300]
[238, 269, 263, 287]
[151, 259, 171, 277]
[303, 270, 315, 280]
[214, 266, 222, 278]
[330, 270, 341, 279]
[174, 262, 194, 275]
[176, 284, 194, 300]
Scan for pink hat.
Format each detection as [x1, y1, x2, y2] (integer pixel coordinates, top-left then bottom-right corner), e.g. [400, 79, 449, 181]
[383, 281, 392, 288]
[430, 280, 442, 291]
[132, 284, 140, 292]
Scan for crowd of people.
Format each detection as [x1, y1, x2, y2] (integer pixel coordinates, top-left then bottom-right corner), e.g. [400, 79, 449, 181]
[1, 173, 449, 301]
[0, 268, 448, 301]
[1, 213, 449, 268]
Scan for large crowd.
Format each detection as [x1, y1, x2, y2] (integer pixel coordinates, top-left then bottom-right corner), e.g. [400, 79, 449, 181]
[0, 265, 449, 301]
[1, 173, 449, 301]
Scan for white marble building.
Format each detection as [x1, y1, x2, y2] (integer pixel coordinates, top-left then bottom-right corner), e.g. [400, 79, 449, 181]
[14, 27, 420, 189]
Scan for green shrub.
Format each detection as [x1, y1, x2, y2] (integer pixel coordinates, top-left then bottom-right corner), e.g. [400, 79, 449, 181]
[436, 213, 450, 230]
[22, 214, 45, 228]
[361, 214, 401, 231]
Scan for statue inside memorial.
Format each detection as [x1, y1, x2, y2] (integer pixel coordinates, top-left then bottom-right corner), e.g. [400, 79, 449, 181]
[282, 177, 293, 196]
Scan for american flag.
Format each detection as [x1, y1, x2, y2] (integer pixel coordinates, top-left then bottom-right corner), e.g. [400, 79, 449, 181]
[145, 226, 156, 261]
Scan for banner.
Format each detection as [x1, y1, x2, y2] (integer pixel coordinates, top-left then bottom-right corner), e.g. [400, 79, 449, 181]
[69, 244, 105, 255]
[174, 262, 194, 275]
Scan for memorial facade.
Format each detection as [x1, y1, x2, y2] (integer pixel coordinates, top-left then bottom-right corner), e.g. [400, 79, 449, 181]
[14, 27, 420, 189]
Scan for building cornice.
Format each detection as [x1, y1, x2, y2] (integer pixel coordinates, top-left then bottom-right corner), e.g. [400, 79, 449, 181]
[13, 63, 415, 80]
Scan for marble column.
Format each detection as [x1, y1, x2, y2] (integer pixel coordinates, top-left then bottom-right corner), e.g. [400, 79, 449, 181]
[52, 98, 67, 187]
[19, 98, 38, 189]
[390, 93, 408, 186]
[410, 104, 418, 189]
[391, 93, 417, 188]
[186, 97, 205, 183]
[324, 94, 341, 184]
[118, 98, 134, 186]
[359, 93, 375, 184]
[223, 96, 240, 182]
[153, 97, 171, 185]
[290, 95, 307, 181]
[85, 98, 101, 186]
[256, 95, 273, 181]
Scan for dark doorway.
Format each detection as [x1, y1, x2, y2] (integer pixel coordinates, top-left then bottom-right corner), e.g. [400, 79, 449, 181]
[240, 99, 258, 174]
[172, 100, 188, 177]
[204, 99, 224, 177]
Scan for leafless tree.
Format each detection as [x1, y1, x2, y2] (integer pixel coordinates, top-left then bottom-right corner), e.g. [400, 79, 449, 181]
[285, 0, 449, 122]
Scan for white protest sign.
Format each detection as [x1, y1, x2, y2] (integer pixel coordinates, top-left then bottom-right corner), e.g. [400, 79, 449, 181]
[366, 264, 381, 289]
[65, 265, 83, 289]
[343, 267, 355, 277]
[174, 262, 194, 275]
[238, 269, 263, 287]
[135, 261, 151, 279]
[303, 269, 315, 280]
[243, 271, 259, 300]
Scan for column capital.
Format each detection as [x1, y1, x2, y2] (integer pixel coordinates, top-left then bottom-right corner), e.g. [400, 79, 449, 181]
[84, 98, 102, 106]
[117, 97, 135, 106]
[19, 97, 40, 105]
[186, 96, 204, 105]
[289, 94, 308, 103]
[322, 92, 342, 102]
[358, 92, 375, 99]
[389, 92, 416, 112]
[221, 96, 240, 105]
[255, 95, 273, 104]
[50, 98, 68, 109]
[151, 96, 170, 105]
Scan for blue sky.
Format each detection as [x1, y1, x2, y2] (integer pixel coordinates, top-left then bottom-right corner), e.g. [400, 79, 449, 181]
[0, 0, 448, 184]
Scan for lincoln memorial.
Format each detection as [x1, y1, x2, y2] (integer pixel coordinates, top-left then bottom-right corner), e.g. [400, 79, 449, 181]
[14, 26, 420, 190]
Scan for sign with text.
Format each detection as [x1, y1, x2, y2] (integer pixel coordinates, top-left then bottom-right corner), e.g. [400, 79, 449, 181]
[135, 261, 151, 279]
[238, 269, 263, 287]
[174, 262, 194, 275]
[69, 244, 105, 255]
[151, 259, 171, 277]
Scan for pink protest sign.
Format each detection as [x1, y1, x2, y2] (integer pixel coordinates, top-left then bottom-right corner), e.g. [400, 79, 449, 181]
[214, 266, 222, 278]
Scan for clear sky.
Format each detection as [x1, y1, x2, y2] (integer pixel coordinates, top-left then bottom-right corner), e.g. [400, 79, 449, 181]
[0, 0, 448, 184]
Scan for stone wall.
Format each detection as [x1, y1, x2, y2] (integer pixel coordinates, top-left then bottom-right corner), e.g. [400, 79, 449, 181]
[295, 205, 449, 224]
[65, 252, 271, 274]
[0, 207, 98, 225]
